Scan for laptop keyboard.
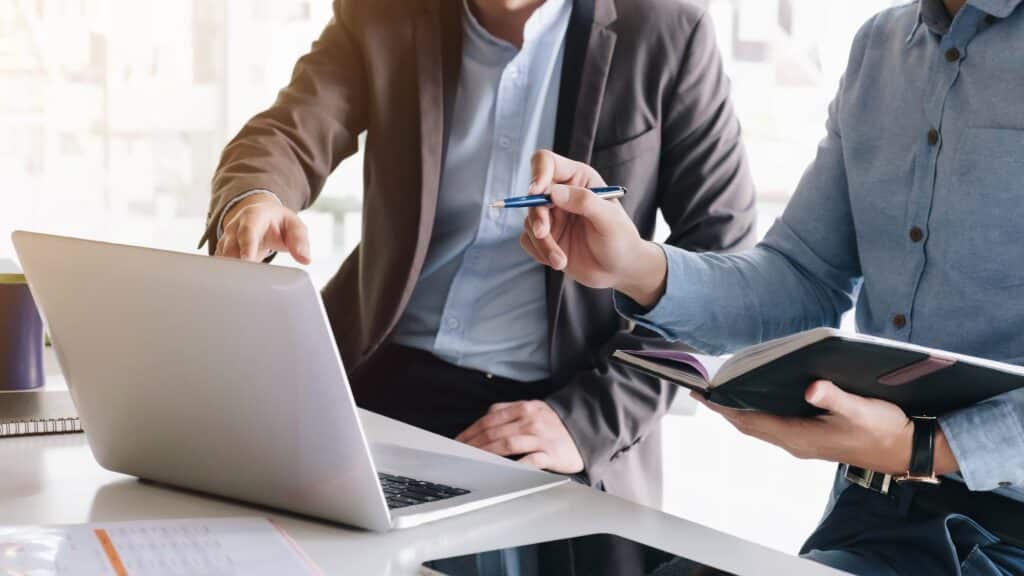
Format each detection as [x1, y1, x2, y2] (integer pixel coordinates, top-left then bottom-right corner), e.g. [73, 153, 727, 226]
[378, 472, 471, 510]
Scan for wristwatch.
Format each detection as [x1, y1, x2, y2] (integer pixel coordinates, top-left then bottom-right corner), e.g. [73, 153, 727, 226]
[894, 416, 942, 485]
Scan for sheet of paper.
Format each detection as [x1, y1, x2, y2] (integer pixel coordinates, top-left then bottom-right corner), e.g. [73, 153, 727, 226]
[0, 517, 319, 575]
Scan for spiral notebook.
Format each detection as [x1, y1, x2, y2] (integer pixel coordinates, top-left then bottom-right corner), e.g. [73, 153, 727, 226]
[0, 390, 82, 437]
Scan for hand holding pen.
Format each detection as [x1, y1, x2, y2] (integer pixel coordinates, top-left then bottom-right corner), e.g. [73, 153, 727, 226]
[490, 186, 627, 208]
[517, 150, 669, 309]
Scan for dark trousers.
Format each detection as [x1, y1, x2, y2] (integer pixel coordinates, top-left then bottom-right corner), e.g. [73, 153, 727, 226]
[801, 469, 1024, 575]
[350, 343, 553, 441]
[351, 342, 665, 505]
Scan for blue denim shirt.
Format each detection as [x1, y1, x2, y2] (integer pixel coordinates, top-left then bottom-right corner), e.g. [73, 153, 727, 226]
[618, 0, 1024, 499]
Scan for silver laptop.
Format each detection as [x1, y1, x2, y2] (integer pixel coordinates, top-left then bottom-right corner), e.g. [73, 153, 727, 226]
[13, 231, 567, 531]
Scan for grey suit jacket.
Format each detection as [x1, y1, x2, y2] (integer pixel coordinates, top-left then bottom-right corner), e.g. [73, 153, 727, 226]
[203, 0, 756, 505]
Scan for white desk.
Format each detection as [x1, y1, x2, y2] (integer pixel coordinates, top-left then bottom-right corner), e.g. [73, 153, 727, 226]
[0, 362, 842, 575]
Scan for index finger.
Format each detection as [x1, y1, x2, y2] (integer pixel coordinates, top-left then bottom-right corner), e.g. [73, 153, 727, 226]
[529, 149, 606, 195]
[237, 214, 271, 262]
[455, 405, 522, 443]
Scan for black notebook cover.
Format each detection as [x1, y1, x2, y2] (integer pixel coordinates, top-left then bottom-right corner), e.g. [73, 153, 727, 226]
[620, 337, 1024, 418]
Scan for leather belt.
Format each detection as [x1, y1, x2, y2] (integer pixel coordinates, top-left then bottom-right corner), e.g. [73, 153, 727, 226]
[844, 465, 1024, 548]
[845, 465, 894, 495]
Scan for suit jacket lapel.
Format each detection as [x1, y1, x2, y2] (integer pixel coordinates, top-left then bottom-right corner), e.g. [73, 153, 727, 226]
[440, 1, 463, 149]
[408, 1, 462, 303]
[552, 0, 617, 160]
[547, 0, 618, 380]
[414, 4, 443, 232]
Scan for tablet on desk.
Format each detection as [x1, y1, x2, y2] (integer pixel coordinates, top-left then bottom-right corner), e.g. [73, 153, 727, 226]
[419, 533, 734, 576]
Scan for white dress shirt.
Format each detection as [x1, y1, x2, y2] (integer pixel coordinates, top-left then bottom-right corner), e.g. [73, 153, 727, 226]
[391, 0, 572, 381]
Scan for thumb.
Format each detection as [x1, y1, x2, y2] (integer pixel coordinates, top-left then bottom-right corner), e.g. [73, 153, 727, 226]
[805, 380, 860, 416]
[549, 185, 621, 228]
[518, 452, 551, 470]
[282, 212, 311, 265]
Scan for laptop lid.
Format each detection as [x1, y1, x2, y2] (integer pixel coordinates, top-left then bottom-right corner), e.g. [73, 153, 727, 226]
[12, 231, 392, 531]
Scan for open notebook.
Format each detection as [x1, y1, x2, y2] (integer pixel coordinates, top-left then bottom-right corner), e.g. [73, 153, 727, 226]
[0, 390, 81, 437]
[613, 327, 1024, 417]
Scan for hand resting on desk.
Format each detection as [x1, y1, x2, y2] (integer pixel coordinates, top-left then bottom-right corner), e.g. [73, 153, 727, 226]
[456, 400, 584, 475]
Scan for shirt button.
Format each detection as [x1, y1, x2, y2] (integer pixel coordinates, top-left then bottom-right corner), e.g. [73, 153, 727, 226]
[499, 137, 512, 148]
[909, 227, 925, 243]
[927, 129, 940, 146]
[507, 66, 520, 79]
[893, 314, 907, 330]
[446, 317, 460, 330]
[945, 47, 961, 62]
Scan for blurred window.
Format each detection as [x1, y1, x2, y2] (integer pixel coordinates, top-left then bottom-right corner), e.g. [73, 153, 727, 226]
[1, 0, 903, 280]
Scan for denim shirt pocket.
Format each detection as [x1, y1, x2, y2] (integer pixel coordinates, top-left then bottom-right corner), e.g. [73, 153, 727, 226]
[953, 128, 1024, 289]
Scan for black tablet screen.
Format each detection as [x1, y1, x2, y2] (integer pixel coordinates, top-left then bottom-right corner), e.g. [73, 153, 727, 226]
[421, 533, 734, 575]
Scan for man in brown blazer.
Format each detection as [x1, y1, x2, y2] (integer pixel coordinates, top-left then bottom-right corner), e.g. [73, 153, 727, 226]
[203, 0, 755, 506]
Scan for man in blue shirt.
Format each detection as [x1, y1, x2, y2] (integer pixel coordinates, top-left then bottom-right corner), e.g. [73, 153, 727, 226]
[204, 0, 755, 505]
[520, 0, 1024, 572]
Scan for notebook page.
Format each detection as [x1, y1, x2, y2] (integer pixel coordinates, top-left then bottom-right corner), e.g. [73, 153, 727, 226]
[698, 354, 730, 382]
[714, 328, 839, 384]
[0, 517, 319, 575]
[623, 351, 731, 382]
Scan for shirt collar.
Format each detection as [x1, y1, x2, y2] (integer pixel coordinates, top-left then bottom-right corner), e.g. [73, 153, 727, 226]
[522, 0, 570, 45]
[968, 0, 1024, 18]
[909, 0, 1024, 42]
[462, 0, 515, 63]
[462, 0, 570, 55]
[918, 0, 953, 35]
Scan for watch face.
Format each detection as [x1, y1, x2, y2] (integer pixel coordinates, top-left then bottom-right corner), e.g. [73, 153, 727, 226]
[420, 533, 734, 576]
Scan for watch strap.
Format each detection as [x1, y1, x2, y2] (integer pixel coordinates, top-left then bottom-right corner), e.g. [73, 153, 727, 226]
[896, 416, 940, 484]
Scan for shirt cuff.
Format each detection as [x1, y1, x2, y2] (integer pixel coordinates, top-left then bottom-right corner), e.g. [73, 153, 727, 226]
[613, 244, 707, 347]
[216, 189, 281, 240]
[939, 390, 1024, 491]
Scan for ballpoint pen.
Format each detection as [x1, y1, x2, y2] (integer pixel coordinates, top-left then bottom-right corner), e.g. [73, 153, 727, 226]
[488, 186, 627, 208]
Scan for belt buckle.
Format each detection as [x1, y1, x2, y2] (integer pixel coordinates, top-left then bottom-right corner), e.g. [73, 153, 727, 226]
[844, 464, 893, 496]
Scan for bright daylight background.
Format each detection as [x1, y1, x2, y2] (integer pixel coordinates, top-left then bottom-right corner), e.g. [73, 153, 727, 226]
[1, 0, 904, 554]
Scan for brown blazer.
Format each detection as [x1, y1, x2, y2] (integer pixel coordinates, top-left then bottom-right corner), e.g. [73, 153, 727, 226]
[203, 0, 756, 505]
